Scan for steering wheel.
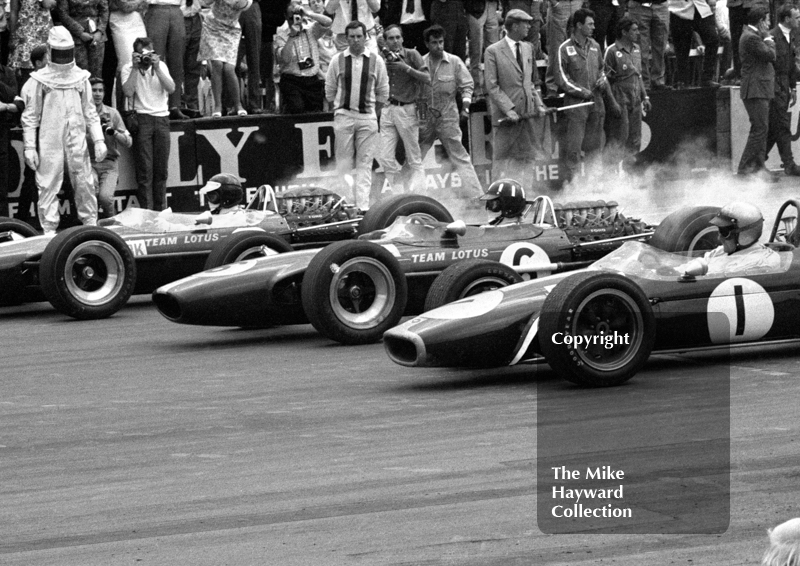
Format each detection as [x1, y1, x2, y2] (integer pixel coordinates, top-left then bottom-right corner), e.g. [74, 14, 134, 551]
[768, 199, 800, 246]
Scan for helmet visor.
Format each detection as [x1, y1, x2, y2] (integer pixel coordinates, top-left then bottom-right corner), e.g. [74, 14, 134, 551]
[205, 190, 222, 204]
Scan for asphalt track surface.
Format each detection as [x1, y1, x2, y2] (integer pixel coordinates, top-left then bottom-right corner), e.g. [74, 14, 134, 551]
[3, 176, 800, 565]
[2, 292, 799, 566]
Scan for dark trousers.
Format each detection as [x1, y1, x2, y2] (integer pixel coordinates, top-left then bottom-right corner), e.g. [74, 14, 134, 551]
[238, 3, 262, 111]
[279, 73, 324, 114]
[430, 0, 468, 61]
[183, 13, 203, 111]
[145, 5, 185, 111]
[0, 124, 8, 217]
[16, 166, 38, 222]
[588, 2, 621, 51]
[728, 5, 747, 78]
[671, 11, 719, 84]
[260, 39, 276, 111]
[134, 114, 171, 211]
[766, 80, 795, 167]
[101, 20, 117, 106]
[738, 97, 770, 173]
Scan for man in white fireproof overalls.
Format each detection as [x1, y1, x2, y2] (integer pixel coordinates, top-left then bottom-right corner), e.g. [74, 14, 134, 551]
[21, 26, 107, 235]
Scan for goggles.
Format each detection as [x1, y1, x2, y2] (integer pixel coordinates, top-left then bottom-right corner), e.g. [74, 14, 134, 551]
[717, 224, 735, 238]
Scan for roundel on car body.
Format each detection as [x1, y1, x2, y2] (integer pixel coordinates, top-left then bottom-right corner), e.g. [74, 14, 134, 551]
[707, 278, 774, 344]
[499, 243, 551, 280]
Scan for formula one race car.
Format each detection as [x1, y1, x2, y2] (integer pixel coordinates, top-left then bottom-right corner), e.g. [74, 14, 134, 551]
[152, 197, 721, 345]
[383, 200, 800, 387]
[0, 186, 452, 319]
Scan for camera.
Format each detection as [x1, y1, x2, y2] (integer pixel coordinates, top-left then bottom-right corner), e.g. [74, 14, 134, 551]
[381, 47, 400, 63]
[140, 52, 153, 65]
[104, 126, 116, 136]
[298, 57, 314, 70]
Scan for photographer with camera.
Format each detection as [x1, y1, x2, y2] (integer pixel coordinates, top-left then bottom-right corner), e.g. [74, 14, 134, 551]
[275, 1, 332, 113]
[378, 24, 429, 193]
[87, 77, 132, 219]
[121, 36, 176, 211]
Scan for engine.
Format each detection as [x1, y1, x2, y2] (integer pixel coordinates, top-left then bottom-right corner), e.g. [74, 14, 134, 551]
[276, 186, 357, 227]
[553, 200, 649, 245]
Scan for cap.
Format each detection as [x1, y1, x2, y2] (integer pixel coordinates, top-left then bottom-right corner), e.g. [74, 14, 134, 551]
[505, 8, 534, 21]
[48, 26, 75, 50]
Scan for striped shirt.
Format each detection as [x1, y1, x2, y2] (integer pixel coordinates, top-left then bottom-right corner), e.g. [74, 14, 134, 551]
[325, 49, 389, 117]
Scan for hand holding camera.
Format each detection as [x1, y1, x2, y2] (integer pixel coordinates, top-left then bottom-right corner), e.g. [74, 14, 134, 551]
[290, 7, 305, 35]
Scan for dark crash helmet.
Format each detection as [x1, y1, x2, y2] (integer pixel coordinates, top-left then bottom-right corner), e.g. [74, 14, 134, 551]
[199, 173, 244, 214]
[479, 178, 527, 218]
[710, 201, 764, 250]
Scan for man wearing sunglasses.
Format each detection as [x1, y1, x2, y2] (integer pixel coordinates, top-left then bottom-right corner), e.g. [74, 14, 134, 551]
[680, 202, 781, 276]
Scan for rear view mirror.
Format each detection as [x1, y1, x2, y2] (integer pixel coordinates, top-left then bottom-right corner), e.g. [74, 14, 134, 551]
[445, 220, 467, 237]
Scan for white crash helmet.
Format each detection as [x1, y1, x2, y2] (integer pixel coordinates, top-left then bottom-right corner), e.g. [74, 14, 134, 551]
[710, 201, 764, 250]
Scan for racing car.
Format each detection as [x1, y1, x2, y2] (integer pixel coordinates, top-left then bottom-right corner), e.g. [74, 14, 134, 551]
[0, 186, 452, 319]
[383, 200, 800, 387]
[152, 196, 721, 345]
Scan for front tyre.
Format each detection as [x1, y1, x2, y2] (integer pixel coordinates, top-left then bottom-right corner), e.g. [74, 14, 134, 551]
[538, 272, 655, 387]
[39, 226, 136, 320]
[301, 240, 407, 344]
[424, 259, 523, 311]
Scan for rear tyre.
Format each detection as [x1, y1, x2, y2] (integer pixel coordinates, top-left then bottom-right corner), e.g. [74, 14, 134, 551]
[649, 206, 721, 255]
[0, 217, 38, 239]
[39, 226, 136, 319]
[301, 240, 407, 344]
[538, 272, 655, 387]
[358, 195, 453, 235]
[424, 259, 523, 311]
[204, 232, 293, 269]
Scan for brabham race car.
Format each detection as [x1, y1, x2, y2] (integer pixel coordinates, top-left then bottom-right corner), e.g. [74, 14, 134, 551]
[152, 196, 721, 345]
[0, 186, 453, 319]
[383, 199, 800, 387]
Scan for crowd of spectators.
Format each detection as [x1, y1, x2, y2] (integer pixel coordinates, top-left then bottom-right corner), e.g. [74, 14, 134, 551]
[0, 0, 797, 221]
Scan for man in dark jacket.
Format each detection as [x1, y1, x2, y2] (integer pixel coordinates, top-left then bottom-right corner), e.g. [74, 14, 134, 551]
[765, 4, 800, 176]
[0, 61, 17, 217]
[737, 7, 777, 181]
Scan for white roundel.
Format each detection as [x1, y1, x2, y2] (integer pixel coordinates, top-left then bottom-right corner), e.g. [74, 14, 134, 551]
[423, 290, 504, 320]
[707, 278, 774, 344]
[499, 243, 552, 280]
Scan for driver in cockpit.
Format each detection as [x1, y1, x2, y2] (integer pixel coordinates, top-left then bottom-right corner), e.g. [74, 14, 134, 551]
[153, 173, 247, 232]
[681, 202, 781, 275]
[198, 173, 245, 217]
[479, 179, 527, 226]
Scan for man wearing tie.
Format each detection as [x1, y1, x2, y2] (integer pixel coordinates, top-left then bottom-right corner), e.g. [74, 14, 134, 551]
[766, 4, 800, 177]
[484, 9, 547, 183]
[737, 7, 777, 181]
